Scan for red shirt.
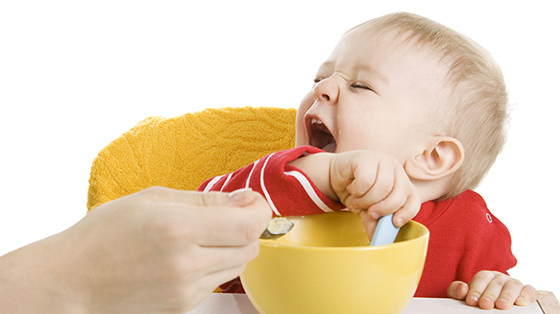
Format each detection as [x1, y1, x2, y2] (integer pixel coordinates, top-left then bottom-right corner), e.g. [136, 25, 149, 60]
[199, 146, 517, 297]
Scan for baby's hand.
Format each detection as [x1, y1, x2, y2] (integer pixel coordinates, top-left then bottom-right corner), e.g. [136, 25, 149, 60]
[447, 271, 538, 310]
[329, 150, 421, 236]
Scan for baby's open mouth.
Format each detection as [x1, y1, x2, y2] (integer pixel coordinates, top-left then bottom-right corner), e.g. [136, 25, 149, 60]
[308, 118, 337, 153]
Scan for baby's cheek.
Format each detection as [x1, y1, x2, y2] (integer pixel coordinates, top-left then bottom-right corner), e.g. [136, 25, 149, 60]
[298, 91, 314, 111]
[295, 92, 314, 146]
[295, 124, 307, 147]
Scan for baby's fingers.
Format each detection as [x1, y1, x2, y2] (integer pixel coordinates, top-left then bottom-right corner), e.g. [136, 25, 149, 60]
[388, 182, 421, 227]
[463, 271, 497, 308]
[514, 285, 538, 306]
[352, 169, 420, 227]
[493, 282, 538, 309]
[358, 210, 379, 240]
[486, 276, 525, 310]
[466, 271, 534, 310]
[447, 281, 469, 300]
[349, 163, 400, 212]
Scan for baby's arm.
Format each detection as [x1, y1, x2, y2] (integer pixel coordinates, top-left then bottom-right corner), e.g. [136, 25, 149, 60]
[290, 150, 421, 237]
[447, 271, 538, 310]
[199, 146, 345, 216]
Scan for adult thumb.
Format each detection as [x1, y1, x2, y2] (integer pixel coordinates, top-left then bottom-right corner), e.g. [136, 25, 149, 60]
[139, 186, 257, 207]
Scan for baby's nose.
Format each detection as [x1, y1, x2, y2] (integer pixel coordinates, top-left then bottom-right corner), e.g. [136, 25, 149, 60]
[313, 76, 341, 103]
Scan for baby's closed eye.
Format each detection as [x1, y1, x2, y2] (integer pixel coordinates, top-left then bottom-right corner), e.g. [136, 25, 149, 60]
[351, 82, 377, 94]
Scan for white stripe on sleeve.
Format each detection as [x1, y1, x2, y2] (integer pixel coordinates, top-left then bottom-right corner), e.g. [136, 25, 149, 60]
[260, 153, 281, 216]
[220, 173, 233, 192]
[202, 175, 224, 193]
[245, 159, 259, 188]
[284, 170, 334, 213]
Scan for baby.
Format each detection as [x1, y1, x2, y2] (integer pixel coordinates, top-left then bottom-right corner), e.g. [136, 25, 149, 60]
[199, 12, 537, 309]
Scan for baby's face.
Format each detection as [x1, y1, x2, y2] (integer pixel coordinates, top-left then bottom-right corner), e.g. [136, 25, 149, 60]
[296, 28, 449, 164]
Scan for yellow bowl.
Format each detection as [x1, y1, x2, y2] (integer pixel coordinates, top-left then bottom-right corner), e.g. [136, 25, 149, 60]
[240, 212, 429, 314]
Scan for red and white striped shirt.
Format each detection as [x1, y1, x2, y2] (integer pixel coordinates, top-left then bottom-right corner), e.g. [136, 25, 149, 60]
[199, 146, 345, 216]
[198, 146, 517, 297]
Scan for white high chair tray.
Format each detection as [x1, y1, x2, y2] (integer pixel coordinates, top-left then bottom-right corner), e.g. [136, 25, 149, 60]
[185, 291, 558, 314]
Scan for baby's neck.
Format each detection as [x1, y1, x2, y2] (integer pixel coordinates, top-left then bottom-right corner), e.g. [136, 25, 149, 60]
[412, 177, 452, 203]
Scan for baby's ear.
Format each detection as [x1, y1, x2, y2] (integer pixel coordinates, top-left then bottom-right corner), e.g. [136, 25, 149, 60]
[405, 136, 464, 181]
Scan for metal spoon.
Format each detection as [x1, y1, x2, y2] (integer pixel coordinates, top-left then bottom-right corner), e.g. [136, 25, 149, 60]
[260, 217, 294, 240]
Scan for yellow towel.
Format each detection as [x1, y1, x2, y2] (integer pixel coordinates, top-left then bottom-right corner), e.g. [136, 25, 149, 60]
[87, 106, 297, 211]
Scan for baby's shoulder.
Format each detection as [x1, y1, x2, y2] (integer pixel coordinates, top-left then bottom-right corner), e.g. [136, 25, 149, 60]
[418, 190, 505, 231]
[438, 190, 510, 237]
[450, 190, 489, 214]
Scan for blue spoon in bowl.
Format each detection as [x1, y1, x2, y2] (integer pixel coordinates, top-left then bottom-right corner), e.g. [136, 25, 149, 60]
[370, 214, 400, 246]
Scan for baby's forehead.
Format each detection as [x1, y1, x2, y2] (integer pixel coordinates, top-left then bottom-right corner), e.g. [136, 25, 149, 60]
[331, 25, 458, 87]
[345, 24, 435, 56]
[345, 17, 435, 49]
[326, 26, 444, 72]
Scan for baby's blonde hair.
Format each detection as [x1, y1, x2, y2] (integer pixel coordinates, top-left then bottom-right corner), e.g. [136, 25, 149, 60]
[350, 12, 509, 199]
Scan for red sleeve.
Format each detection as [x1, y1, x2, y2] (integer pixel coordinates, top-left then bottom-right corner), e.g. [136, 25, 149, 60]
[198, 146, 345, 216]
[412, 190, 517, 297]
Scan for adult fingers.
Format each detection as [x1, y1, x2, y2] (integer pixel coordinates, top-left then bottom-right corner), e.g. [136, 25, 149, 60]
[194, 241, 261, 275]
[192, 190, 272, 242]
[138, 186, 257, 208]
[201, 263, 248, 294]
[190, 263, 248, 307]
[145, 192, 271, 248]
[173, 263, 248, 313]
[171, 206, 269, 247]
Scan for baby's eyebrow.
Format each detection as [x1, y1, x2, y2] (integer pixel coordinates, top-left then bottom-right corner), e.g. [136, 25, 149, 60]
[317, 61, 387, 83]
[355, 64, 387, 83]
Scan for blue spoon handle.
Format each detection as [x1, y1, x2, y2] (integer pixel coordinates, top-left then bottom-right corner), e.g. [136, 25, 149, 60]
[370, 214, 400, 246]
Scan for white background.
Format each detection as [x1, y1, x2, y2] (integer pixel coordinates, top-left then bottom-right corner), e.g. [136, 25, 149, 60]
[1, 0, 559, 297]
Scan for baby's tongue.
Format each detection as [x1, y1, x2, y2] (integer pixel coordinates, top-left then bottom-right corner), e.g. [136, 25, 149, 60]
[322, 142, 337, 153]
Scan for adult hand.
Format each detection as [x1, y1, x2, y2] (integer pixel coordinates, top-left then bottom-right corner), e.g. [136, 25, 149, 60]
[0, 187, 271, 314]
